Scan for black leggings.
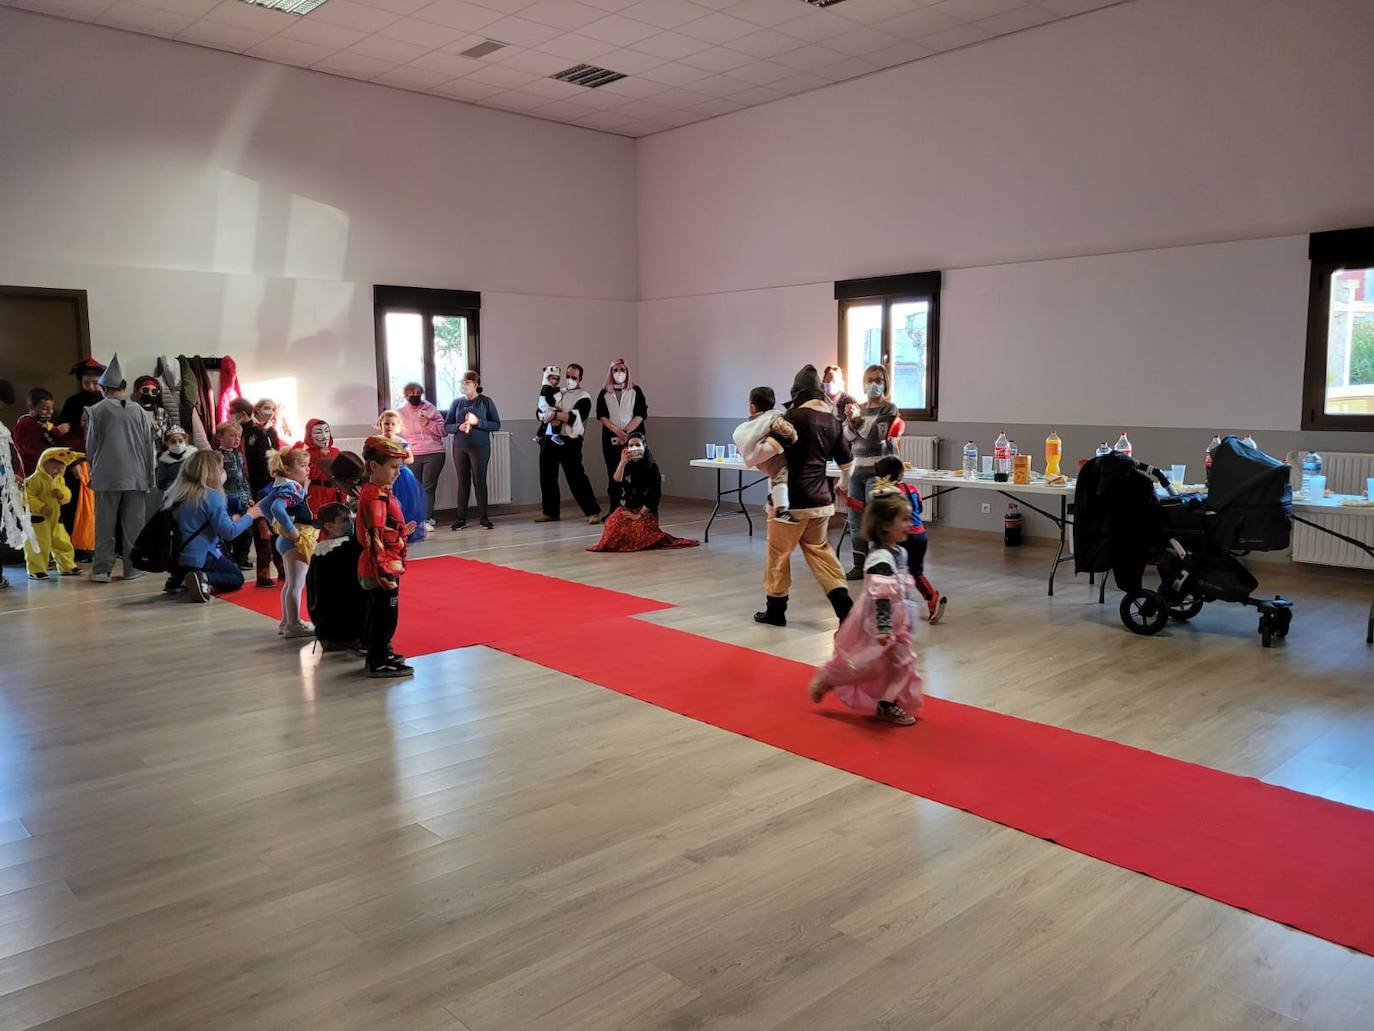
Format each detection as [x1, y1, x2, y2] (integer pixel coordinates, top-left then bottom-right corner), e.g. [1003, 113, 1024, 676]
[454, 444, 489, 521]
[602, 433, 623, 511]
[363, 584, 399, 667]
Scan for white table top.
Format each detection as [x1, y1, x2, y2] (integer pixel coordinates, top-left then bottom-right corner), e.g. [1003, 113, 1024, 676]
[1292, 494, 1374, 518]
[689, 458, 1077, 496]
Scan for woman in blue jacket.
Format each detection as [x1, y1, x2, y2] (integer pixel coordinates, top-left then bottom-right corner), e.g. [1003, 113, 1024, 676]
[165, 449, 261, 602]
[445, 371, 501, 530]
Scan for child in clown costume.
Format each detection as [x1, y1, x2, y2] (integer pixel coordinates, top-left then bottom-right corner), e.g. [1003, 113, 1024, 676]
[299, 418, 345, 514]
[24, 447, 85, 580]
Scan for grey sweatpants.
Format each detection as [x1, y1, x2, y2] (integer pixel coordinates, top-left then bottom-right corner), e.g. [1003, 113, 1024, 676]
[93, 490, 149, 576]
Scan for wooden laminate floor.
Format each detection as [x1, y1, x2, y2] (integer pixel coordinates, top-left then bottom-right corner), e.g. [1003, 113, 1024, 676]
[0, 501, 1372, 1030]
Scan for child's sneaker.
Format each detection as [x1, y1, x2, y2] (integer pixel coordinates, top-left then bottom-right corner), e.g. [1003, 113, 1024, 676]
[773, 508, 798, 524]
[61, 568, 82, 577]
[183, 571, 211, 603]
[808, 671, 831, 703]
[283, 622, 315, 639]
[255, 576, 275, 588]
[367, 659, 414, 679]
[28, 571, 49, 581]
[928, 596, 947, 625]
[875, 701, 916, 726]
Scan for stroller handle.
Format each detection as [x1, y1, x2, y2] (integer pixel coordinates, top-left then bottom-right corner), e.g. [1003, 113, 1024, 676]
[1132, 458, 1178, 497]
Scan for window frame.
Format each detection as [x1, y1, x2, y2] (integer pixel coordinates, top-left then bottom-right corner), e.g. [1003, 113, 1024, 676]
[373, 284, 481, 413]
[1301, 227, 1374, 432]
[835, 271, 941, 421]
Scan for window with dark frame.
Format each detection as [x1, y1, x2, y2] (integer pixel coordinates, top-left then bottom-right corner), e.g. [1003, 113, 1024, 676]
[835, 271, 941, 421]
[1302, 227, 1374, 431]
[373, 285, 481, 414]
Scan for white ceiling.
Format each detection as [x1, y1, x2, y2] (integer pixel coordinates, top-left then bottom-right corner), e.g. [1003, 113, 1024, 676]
[3, 0, 1127, 137]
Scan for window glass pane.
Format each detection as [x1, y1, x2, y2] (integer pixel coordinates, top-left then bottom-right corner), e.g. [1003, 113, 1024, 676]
[384, 311, 424, 410]
[432, 314, 469, 412]
[1325, 268, 1374, 415]
[889, 299, 929, 411]
[844, 303, 883, 394]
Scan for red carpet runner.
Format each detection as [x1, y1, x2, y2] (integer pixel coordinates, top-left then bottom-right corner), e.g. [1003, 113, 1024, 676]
[222, 554, 672, 655]
[492, 616, 1374, 957]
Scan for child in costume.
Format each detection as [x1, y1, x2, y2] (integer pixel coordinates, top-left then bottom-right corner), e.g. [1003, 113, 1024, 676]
[299, 418, 345, 513]
[242, 398, 284, 587]
[24, 447, 84, 580]
[13, 388, 64, 477]
[156, 426, 191, 492]
[259, 447, 317, 639]
[0, 378, 39, 587]
[306, 501, 366, 653]
[214, 420, 254, 569]
[731, 385, 798, 523]
[872, 456, 946, 625]
[808, 487, 923, 727]
[357, 435, 415, 678]
[375, 410, 425, 543]
[534, 366, 563, 445]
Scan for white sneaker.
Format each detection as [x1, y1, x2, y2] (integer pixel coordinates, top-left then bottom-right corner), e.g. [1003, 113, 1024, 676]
[90, 572, 113, 583]
[424, 519, 436, 531]
[121, 568, 145, 582]
[183, 571, 210, 603]
[283, 622, 315, 639]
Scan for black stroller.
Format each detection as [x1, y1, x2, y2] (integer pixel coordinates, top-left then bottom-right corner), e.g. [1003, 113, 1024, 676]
[1074, 436, 1295, 647]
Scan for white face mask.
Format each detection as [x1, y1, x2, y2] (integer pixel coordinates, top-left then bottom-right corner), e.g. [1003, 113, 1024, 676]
[626, 446, 644, 461]
[167, 441, 188, 457]
[865, 381, 884, 399]
[310, 425, 331, 447]
[463, 382, 478, 397]
[824, 380, 842, 398]
[612, 371, 627, 385]
[565, 378, 579, 391]
[256, 409, 274, 424]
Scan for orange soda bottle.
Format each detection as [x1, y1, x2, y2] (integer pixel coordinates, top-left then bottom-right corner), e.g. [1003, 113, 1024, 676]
[1045, 429, 1062, 477]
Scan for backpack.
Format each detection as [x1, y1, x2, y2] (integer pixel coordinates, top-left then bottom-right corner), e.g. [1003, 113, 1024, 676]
[130, 503, 208, 573]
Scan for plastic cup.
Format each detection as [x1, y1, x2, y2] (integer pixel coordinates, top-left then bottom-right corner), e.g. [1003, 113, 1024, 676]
[728, 443, 739, 460]
[1368, 477, 1374, 500]
[1170, 464, 1186, 487]
[714, 444, 725, 462]
[704, 444, 713, 460]
[980, 456, 993, 475]
[1308, 475, 1326, 499]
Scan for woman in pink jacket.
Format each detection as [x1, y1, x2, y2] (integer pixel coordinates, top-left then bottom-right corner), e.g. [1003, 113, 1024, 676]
[398, 382, 447, 529]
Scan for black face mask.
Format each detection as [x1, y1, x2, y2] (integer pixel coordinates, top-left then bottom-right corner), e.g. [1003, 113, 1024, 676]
[405, 395, 423, 407]
[137, 393, 159, 410]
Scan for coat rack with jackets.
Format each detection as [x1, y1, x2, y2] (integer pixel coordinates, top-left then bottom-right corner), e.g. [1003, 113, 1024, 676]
[155, 355, 242, 450]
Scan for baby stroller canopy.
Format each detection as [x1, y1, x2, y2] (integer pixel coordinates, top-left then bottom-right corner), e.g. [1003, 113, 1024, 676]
[1206, 436, 1292, 553]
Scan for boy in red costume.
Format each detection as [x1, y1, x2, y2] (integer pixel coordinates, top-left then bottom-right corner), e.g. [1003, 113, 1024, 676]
[356, 435, 415, 679]
[299, 418, 345, 513]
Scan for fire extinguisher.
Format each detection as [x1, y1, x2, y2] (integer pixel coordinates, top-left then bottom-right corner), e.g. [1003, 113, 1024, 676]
[1004, 503, 1024, 547]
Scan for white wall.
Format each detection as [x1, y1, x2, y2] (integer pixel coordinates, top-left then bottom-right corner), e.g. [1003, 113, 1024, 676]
[637, 0, 1374, 432]
[0, 7, 638, 434]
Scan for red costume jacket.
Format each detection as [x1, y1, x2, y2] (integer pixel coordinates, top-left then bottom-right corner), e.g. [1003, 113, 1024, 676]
[298, 418, 345, 513]
[356, 482, 407, 583]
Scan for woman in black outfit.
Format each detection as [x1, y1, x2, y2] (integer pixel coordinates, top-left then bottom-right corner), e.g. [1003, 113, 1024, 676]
[445, 371, 501, 529]
[595, 357, 648, 512]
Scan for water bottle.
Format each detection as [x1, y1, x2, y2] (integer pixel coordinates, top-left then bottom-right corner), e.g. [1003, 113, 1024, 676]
[1095, 441, 1112, 457]
[1009, 440, 1019, 460]
[1113, 432, 1132, 458]
[1204, 434, 1221, 470]
[1045, 429, 1062, 477]
[993, 431, 1011, 481]
[1241, 432, 1258, 450]
[1301, 451, 1323, 497]
[962, 440, 978, 478]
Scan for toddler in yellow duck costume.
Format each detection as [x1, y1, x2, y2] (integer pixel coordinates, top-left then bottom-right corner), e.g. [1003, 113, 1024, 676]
[25, 447, 84, 580]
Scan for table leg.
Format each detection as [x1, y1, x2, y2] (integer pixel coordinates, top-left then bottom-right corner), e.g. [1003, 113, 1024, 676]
[704, 468, 722, 544]
[1048, 495, 1068, 597]
[1367, 598, 1373, 645]
[739, 471, 754, 538]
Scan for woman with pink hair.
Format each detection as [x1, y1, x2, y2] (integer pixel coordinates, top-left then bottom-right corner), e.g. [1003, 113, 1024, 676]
[595, 357, 648, 512]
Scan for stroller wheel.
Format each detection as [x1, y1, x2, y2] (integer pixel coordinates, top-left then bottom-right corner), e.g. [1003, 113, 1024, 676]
[1276, 607, 1292, 638]
[1120, 590, 1168, 636]
[1165, 593, 1204, 622]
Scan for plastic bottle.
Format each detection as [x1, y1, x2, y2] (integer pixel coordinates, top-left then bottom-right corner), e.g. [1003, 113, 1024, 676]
[1301, 451, 1323, 497]
[1045, 430, 1062, 477]
[1113, 432, 1132, 458]
[1241, 432, 1258, 450]
[1204, 434, 1221, 470]
[1095, 441, 1112, 457]
[962, 440, 979, 478]
[1004, 503, 1024, 547]
[993, 431, 1011, 481]
[1009, 440, 1019, 459]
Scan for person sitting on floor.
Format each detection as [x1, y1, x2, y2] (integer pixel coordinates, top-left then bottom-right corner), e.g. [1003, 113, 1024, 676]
[165, 449, 261, 602]
[588, 433, 698, 553]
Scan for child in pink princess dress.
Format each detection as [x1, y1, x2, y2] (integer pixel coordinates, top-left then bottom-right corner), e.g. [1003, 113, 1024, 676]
[809, 484, 923, 726]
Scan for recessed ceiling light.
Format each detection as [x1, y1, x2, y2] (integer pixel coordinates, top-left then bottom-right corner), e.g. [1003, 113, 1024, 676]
[236, 0, 332, 15]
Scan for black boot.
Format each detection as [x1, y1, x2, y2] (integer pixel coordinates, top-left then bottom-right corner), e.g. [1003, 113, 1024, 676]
[753, 595, 788, 627]
[827, 587, 853, 624]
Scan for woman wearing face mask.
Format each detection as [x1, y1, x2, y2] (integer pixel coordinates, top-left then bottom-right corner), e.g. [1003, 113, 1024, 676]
[841, 364, 904, 578]
[399, 383, 447, 531]
[444, 372, 501, 530]
[822, 365, 860, 424]
[536, 363, 602, 525]
[595, 358, 648, 512]
[588, 433, 697, 553]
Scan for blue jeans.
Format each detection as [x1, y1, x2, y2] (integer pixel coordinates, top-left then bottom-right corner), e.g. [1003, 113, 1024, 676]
[191, 552, 245, 594]
[847, 465, 877, 567]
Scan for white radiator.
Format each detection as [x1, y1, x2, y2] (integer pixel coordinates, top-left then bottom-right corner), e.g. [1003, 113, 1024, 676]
[334, 433, 513, 508]
[895, 435, 941, 522]
[1289, 450, 1374, 570]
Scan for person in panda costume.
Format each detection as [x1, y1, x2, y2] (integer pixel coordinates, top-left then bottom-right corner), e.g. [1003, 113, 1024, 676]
[534, 366, 562, 445]
[535, 363, 602, 525]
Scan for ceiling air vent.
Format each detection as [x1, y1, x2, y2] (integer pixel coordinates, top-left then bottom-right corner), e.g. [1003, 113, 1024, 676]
[459, 40, 507, 59]
[550, 64, 626, 89]
[800, 0, 847, 6]
[237, 0, 331, 14]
